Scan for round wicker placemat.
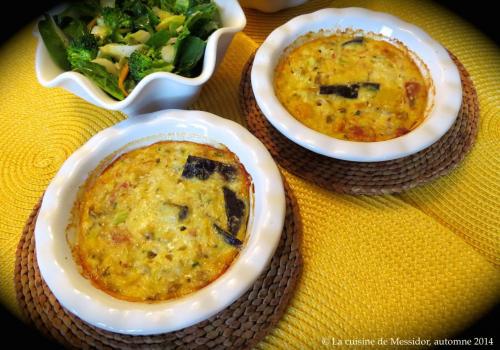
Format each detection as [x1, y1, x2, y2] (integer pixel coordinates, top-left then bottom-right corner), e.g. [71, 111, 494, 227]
[14, 184, 301, 349]
[240, 53, 479, 195]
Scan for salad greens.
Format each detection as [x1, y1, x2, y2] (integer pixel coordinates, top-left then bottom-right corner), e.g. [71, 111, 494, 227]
[38, 0, 221, 100]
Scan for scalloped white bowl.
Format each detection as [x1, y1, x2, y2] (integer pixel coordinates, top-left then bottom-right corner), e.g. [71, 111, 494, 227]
[34, 110, 285, 335]
[34, 1, 246, 116]
[239, 0, 307, 13]
[252, 8, 462, 162]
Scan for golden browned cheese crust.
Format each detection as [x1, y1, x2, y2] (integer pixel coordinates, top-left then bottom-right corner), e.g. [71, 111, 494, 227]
[274, 32, 430, 141]
[72, 141, 250, 302]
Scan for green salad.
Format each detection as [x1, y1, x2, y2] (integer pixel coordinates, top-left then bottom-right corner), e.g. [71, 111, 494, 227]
[38, 0, 221, 100]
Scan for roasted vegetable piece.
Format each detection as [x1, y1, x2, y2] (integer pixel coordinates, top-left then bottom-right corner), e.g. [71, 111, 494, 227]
[342, 36, 364, 46]
[213, 224, 242, 248]
[163, 201, 190, 220]
[217, 163, 236, 181]
[396, 127, 409, 137]
[222, 187, 245, 235]
[182, 155, 217, 179]
[38, 14, 71, 70]
[404, 82, 421, 107]
[320, 82, 380, 98]
[320, 84, 360, 98]
[181, 156, 236, 181]
[178, 205, 189, 220]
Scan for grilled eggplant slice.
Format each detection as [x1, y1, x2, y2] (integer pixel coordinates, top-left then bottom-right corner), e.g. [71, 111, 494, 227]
[182, 155, 236, 181]
[222, 187, 245, 235]
[213, 224, 242, 247]
[320, 82, 380, 98]
[342, 37, 364, 46]
[178, 205, 189, 220]
[320, 84, 360, 98]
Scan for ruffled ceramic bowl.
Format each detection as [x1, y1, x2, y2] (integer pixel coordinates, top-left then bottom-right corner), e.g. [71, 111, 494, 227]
[35, 110, 285, 335]
[34, 1, 246, 116]
[239, 0, 307, 12]
[251, 8, 462, 162]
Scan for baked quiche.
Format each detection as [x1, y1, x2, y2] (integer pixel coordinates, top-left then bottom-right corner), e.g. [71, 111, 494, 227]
[71, 141, 251, 302]
[274, 31, 430, 141]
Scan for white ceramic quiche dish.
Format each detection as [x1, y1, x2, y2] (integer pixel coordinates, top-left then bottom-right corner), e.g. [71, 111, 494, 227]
[251, 8, 462, 162]
[34, 110, 285, 335]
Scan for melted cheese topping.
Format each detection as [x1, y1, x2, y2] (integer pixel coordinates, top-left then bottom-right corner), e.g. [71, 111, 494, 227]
[274, 32, 429, 141]
[72, 141, 250, 302]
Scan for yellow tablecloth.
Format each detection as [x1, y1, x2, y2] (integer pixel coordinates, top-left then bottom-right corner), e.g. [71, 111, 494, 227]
[1, 0, 499, 347]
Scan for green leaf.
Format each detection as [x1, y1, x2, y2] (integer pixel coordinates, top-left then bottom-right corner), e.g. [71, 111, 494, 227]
[184, 3, 220, 39]
[176, 35, 205, 74]
[174, 0, 191, 14]
[146, 29, 170, 48]
[160, 0, 176, 12]
[75, 61, 125, 100]
[194, 20, 219, 40]
[62, 19, 87, 40]
[38, 14, 71, 71]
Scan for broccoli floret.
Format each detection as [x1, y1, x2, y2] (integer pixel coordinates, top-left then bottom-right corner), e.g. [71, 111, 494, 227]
[67, 34, 98, 68]
[129, 46, 173, 81]
[128, 47, 157, 79]
[102, 7, 133, 28]
[102, 7, 133, 41]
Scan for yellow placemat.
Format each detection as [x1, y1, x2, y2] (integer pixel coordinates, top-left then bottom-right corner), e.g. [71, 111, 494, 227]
[0, 0, 499, 347]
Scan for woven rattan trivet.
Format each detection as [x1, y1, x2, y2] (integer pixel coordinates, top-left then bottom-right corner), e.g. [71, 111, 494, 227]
[240, 53, 479, 195]
[15, 183, 301, 349]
